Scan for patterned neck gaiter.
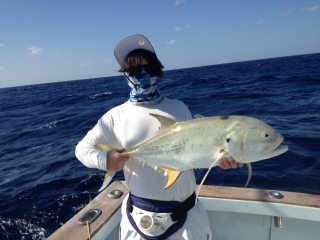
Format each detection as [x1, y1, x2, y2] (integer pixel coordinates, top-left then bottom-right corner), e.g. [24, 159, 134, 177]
[125, 72, 161, 102]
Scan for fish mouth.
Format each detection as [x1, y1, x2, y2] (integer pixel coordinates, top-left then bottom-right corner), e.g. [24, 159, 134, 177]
[272, 144, 289, 155]
[269, 135, 289, 157]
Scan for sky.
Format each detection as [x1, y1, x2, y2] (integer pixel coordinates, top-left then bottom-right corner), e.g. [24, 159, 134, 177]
[0, 0, 320, 88]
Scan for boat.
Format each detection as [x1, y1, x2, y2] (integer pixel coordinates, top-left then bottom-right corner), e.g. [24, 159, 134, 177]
[48, 181, 320, 240]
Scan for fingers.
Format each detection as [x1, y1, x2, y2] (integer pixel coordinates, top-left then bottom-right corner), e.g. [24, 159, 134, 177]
[114, 147, 126, 153]
[114, 148, 130, 161]
[106, 148, 130, 172]
[219, 157, 244, 170]
[219, 157, 235, 169]
[237, 162, 244, 168]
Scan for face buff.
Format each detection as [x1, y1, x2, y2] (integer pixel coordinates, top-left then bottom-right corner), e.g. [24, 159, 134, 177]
[125, 72, 161, 102]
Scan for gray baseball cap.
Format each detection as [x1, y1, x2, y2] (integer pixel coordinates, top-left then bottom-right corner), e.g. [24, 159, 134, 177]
[114, 34, 156, 66]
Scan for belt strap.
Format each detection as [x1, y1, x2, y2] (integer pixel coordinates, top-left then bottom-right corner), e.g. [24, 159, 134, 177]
[171, 192, 196, 221]
[127, 192, 196, 222]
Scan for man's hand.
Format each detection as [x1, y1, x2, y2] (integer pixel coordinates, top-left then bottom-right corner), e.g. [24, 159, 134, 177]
[106, 148, 130, 171]
[219, 157, 244, 169]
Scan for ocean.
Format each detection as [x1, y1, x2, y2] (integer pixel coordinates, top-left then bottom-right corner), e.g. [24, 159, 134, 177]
[0, 53, 319, 239]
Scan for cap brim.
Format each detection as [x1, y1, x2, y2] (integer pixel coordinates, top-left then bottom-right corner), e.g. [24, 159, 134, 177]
[114, 34, 155, 66]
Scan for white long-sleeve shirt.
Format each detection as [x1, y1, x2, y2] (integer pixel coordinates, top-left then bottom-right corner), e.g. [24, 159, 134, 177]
[75, 96, 212, 239]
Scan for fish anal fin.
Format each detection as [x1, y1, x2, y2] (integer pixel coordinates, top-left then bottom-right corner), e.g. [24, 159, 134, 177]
[162, 168, 181, 189]
[149, 113, 177, 129]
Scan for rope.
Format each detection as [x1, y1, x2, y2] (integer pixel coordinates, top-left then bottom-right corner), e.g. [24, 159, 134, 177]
[86, 221, 91, 240]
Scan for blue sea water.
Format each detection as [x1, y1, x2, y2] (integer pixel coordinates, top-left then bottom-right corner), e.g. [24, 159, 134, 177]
[0, 53, 320, 239]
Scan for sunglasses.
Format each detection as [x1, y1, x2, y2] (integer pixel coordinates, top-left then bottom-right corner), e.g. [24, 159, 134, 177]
[138, 64, 158, 76]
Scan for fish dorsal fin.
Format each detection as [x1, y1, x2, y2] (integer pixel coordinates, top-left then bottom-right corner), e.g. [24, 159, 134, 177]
[149, 113, 177, 129]
[193, 114, 206, 119]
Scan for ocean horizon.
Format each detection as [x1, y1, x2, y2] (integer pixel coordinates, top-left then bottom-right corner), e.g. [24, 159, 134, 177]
[1, 53, 319, 239]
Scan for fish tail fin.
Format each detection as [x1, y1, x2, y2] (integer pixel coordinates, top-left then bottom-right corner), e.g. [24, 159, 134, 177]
[98, 171, 116, 192]
[95, 144, 115, 192]
[95, 144, 113, 151]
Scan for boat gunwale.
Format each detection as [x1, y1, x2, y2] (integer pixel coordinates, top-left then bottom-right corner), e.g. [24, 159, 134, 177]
[47, 181, 320, 240]
[197, 185, 320, 209]
[47, 181, 129, 240]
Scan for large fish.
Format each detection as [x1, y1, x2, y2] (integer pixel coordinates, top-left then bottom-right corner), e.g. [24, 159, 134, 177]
[96, 114, 288, 192]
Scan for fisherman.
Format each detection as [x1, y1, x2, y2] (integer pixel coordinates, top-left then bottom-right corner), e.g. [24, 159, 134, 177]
[75, 34, 243, 240]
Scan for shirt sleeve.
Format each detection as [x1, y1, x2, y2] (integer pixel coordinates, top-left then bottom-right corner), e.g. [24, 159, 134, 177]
[75, 111, 119, 171]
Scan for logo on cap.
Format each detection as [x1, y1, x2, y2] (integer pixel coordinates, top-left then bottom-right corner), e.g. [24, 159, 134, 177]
[139, 40, 145, 45]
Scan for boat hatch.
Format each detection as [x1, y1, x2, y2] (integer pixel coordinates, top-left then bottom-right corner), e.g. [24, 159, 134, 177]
[78, 209, 102, 225]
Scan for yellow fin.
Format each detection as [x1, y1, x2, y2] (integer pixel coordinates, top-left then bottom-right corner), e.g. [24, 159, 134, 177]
[162, 168, 181, 189]
[95, 144, 113, 151]
[95, 144, 114, 192]
[98, 171, 115, 192]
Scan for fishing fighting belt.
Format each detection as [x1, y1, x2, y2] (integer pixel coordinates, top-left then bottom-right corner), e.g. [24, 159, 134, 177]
[126, 192, 196, 240]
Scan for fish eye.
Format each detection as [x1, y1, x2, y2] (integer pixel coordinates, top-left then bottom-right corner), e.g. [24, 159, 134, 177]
[226, 138, 230, 143]
[262, 132, 270, 138]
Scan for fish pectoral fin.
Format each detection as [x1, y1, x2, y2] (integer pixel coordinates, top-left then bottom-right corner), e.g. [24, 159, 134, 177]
[98, 171, 115, 192]
[244, 163, 252, 187]
[162, 168, 181, 189]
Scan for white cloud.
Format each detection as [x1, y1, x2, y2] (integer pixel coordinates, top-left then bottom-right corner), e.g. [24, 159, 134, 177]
[105, 59, 112, 64]
[175, 26, 182, 31]
[186, 25, 190, 28]
[256, 20, 263, 25]
[0, 44, 4, 47]
[175, 0, 186, 5]
[279, 10, 292, 17]
[166, 40, 176, 45]
[243, 26, 248, 29]
[301, 6, 319, 12]
[80, 63, 91, 67]
[0, 67, 3, 71]
[28, 46, 43, 55]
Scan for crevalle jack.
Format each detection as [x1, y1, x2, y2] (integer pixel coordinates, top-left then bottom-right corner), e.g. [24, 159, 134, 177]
[96, 114, 288, 192]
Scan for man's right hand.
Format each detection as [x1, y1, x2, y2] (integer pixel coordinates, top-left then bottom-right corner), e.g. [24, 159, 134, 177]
[106, 148, 130, 171]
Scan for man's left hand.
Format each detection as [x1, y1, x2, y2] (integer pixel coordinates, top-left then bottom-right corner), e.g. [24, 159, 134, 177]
[219, 157, 244, 169]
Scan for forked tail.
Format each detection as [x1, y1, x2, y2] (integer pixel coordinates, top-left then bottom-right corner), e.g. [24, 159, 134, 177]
[95, 144, 116, 192]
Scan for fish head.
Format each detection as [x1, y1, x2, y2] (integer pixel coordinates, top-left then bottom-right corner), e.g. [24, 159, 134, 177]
[226, 119, 288, 163]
